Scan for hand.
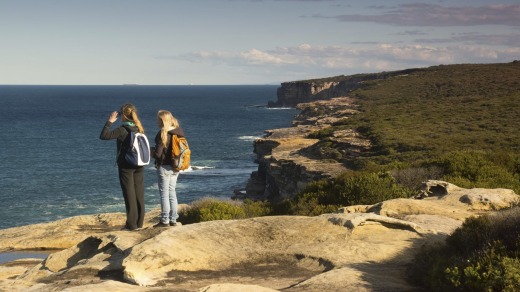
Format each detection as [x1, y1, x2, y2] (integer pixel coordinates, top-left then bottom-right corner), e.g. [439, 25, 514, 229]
[108, 111, 118, 123]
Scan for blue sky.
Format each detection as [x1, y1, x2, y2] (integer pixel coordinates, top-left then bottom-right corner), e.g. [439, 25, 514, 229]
[1, 0, 519, 85]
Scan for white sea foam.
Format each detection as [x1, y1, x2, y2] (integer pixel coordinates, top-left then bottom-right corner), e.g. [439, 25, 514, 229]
[245, 104, 266, 108]
[238, 136, 262, 142]
[191, 165, 215, 170]
[183, 167, 257, 176]
[179, 165, 215, 173]
[267, 107, 294, 110]
[147, 183, 159, 190]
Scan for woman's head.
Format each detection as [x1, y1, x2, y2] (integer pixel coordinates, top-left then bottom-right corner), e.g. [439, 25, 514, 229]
[157, 110, 179, 129]
[157, 110, 179, 147]
[120, 103, 145, 133]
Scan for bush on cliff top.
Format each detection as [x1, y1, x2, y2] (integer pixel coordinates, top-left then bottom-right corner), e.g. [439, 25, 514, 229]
[179, 198, 272, 224]
[409, 206, 520, 291]
[426, 150, 520, 193]
[276, 171, 415, 216]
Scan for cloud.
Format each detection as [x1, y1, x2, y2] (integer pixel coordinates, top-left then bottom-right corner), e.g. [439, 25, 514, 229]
[324, 4, 520, 27]
[393, 30, 429, 36]
[166, 43, 518, 74]
[240, 49, 289, 65]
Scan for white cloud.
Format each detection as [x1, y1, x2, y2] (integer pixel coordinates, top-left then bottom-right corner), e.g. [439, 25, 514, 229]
[239, 49, 288, 65]
[159, 42, 518, 83]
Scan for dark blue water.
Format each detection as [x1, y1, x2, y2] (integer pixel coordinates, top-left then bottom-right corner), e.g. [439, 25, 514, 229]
[0, 85, 297, 230]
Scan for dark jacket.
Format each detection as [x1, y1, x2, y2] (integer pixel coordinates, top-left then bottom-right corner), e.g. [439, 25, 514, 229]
[152, 127, 185, 167]
[99, 121, 141, 168]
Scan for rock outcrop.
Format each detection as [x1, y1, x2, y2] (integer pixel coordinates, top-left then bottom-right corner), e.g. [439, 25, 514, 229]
[268, 69, 422, 108]
[269, 81, 341, 107]
[1, 181, 518, 291]
[246, 97, 369, 200]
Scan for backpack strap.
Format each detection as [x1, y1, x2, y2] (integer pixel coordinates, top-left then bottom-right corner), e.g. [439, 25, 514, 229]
[115, 126, 133, 166]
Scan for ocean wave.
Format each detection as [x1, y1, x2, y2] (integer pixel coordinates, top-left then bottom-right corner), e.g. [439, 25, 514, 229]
[178, 165, 215, 173]
[244, 104, 266, 108]
[145, 178, 188, 191]
[145, 165, 216, 173]
[238, 136, 262, 141]
[267, 107, 294, 110]
[182, 167, 256, 176]
[191, 165, 215, 170]
[147, 183, 159, 190]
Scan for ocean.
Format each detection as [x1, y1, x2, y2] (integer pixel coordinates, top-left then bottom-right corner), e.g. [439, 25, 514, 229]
[0, 85, 297, 230]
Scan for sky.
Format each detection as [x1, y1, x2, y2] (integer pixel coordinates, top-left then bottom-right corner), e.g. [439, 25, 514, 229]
[0, 0, 519, 85]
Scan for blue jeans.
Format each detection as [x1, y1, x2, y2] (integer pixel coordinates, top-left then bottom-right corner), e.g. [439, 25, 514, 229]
[157, 165, 180, 224]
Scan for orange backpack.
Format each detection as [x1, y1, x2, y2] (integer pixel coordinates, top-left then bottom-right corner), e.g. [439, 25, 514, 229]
[171, 134, 191, 171]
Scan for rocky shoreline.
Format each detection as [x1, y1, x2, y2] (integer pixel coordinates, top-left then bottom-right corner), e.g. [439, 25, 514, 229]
[243, 74, 384, 201]
[245, 95, 369, 201]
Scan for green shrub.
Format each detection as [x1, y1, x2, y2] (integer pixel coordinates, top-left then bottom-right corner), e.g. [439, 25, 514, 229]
[391, 166, 443, 190]
[409, 207, 520, 291]
[179, 198, 274, 224]
[180, 198, 246, 224]
[241, 199, 272, 218]
[428, 150, 520, 193]
[288, 192, 341, 216]
[308, 127, 335, 139]
[286, 171, 414, 216]
[443, 242, 520, 292]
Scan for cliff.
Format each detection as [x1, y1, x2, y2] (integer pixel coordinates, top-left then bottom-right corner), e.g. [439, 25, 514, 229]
[254, 61, 520, 202]
[268, 68, 421, 107]
[246, 97, 368, 200]
[1, 182, 518, 291]
[255, 70, 419, 198]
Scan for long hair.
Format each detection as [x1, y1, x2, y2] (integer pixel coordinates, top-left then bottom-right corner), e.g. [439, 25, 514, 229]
[157, 110, 179, 147]
[120, 103, 145, 134]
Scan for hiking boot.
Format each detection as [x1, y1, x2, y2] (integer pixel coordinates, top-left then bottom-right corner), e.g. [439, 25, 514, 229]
[121, 224, 139, 231]
[153, 222, 169, 228]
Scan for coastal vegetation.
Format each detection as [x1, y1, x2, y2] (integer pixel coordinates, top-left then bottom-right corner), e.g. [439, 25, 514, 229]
[409, 206, 520, 291]
[290, 61, 520, 214]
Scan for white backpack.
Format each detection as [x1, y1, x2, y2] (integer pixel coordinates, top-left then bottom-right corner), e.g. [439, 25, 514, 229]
[124, 131, 151, 166]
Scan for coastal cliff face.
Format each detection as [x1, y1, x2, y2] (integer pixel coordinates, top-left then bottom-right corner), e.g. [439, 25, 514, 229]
[250, 68, 423, 200]
[269, 68, 423, 108]
[270, 81, 340, 107]
[252, 75, 384, 199]
[246, 97, 369, 200]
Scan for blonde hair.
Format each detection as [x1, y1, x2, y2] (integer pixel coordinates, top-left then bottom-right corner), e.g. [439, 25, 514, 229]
[120, 104, 145, 134]
[157, 110, 179, 147]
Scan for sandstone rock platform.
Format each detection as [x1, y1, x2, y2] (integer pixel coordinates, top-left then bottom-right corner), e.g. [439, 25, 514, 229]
[0, 181, 518, 291]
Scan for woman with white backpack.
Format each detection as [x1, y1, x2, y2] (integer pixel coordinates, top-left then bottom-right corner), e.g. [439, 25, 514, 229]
[99, 103, 147, 231]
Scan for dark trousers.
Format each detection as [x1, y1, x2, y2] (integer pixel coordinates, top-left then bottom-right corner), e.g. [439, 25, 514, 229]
[118, 167, 145, 229]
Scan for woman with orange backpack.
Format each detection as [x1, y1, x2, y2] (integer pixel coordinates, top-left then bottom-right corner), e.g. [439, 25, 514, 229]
[151, 110, 185, 227]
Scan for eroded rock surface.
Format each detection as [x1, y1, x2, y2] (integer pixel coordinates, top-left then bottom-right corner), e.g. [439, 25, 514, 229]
[246, 97, 368, 200]
[1, 181, 518, 291]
